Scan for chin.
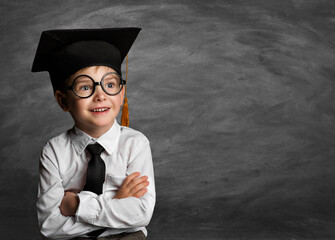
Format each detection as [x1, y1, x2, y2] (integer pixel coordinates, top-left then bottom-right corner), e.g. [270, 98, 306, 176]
[93, 120, 114, 128]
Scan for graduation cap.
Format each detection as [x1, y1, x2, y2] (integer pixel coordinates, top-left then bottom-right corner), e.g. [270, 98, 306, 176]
[31, 27, 141, 127]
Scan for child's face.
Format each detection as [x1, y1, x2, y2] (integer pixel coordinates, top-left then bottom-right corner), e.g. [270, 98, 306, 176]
[56, 66, 125, 137]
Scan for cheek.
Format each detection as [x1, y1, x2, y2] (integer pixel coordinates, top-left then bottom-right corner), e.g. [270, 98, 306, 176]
[68, 99, 87, 114]
[112, 96, 123, 106]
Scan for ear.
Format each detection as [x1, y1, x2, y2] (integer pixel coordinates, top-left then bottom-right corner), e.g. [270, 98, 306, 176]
[55, 90, 70, 112]
[120, 86, 125, 103]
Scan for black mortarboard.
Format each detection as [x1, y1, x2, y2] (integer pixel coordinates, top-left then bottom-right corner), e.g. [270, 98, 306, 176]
[31, 28, 141, 92]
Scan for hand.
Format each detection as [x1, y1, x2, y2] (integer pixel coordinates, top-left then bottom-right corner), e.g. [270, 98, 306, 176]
[113, 172, 149, 199]
[60, 191, 79, 216]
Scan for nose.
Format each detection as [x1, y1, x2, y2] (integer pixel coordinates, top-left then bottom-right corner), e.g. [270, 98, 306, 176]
[93, 84, 107, 102]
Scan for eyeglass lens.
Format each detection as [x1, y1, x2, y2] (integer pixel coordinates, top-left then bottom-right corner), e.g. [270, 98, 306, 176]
[72, 73, 122, 98]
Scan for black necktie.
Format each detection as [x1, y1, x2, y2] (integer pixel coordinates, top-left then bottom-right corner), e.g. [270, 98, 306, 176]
[83, 144, 107, 237]
[83, 143, 106, 195]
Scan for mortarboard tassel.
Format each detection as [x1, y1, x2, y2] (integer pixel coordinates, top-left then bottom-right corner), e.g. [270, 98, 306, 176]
[121, 98, 129, 127]
[121, 55, 129, 127]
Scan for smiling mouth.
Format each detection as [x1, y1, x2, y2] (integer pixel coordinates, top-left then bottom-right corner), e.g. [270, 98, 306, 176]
[91, 108, 109, 112]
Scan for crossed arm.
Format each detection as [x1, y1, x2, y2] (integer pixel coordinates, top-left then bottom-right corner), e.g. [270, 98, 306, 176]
[37, 138, 155, 239]
[60, 172, 150, 216]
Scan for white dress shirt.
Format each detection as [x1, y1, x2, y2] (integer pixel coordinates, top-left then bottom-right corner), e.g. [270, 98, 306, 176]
[37, 120, 155, 240]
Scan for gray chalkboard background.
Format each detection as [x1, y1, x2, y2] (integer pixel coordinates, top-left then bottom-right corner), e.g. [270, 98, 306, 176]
[1, 0, 335, 239]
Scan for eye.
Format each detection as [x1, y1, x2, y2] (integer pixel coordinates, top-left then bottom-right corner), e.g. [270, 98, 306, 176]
[73, 76, 93, 93]
[80, 85, 91, 91]
[104, 78, 118, 88]
[106, 83, 114, 88]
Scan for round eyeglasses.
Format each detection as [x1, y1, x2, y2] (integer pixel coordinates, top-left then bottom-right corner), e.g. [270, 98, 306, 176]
[67, 72, 126, 98]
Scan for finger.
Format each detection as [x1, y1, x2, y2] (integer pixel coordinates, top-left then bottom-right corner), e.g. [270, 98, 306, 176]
[132, 188, 148, 198]
[127, 175, 148, 189]
[129, 181, 150, 195]
[121, 172, 140, 186]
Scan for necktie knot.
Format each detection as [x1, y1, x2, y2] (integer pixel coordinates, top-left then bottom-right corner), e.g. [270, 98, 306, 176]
[86, 143, 104, 156]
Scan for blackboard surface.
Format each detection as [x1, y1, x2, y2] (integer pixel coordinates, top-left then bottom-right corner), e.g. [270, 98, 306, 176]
[0, 0, 334, 239]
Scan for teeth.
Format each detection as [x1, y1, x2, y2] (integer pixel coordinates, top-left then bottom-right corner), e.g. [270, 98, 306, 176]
[93, 108, 108, 112]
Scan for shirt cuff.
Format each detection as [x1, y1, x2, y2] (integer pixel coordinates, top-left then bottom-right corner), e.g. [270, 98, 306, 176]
[76, 191, 101, 224]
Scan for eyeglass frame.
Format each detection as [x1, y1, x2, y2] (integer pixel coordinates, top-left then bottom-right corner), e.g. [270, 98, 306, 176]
[67, 71, 126, 98]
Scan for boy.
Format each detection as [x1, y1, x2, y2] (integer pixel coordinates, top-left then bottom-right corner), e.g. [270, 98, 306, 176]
[32, 28, 155, 240]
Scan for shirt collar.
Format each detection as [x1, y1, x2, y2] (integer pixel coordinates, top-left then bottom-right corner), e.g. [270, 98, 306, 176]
[69, 119, 121, 155]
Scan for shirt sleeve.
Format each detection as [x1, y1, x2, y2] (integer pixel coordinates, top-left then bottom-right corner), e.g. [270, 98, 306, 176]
[75, 136, 156, 229]
[36, 143, 104, 239]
